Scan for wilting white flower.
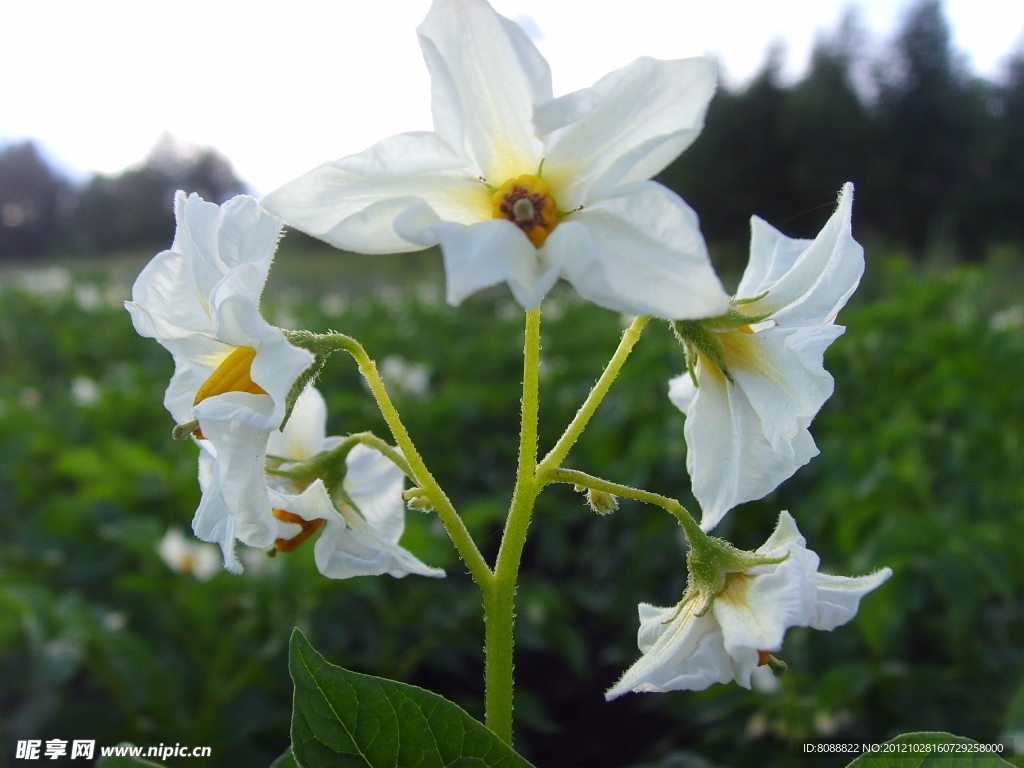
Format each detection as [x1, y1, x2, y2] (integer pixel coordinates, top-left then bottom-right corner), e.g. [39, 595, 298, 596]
[262, 0, 727, 319]
[669, 184, 863, 531]
[158, 528, 221, 581]
[606, 511, 890, 699]
[265, 387, 444, 579]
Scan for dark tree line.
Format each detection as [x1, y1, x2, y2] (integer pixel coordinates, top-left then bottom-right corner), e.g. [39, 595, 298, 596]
[1, 0, 1022, 262]
[0, 136, 246, 259]
[658, 0, 1024, 262]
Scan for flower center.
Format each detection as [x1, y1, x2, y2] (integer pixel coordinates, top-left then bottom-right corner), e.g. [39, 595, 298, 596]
[491, 174, 558, 247]
[188, 345, 267, 439]
[272, 508, 325, 553]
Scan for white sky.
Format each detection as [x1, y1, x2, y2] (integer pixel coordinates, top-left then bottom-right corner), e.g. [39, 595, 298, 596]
[2, 0, 1022, 194]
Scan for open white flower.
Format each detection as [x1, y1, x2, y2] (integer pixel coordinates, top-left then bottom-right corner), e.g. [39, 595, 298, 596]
[606, 511, 890, 699]
[669, 184, 863, 531]
[126, 192, 313, 570]
[261, 0, 728, 319]
[264, 387, 444, 579]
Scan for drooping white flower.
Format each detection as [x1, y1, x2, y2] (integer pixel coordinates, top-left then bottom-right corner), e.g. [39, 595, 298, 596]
[669, 184, 863, 531]
[605, 511, 890, 699]
[265, 387, 444, 579]
[261, 0, 728, 319]
[126, 192, 313, 569]
[157, 527, 221, 581]
[126, 191, 312, 435]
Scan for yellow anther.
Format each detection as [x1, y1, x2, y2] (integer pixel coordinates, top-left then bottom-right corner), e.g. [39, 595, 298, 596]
[187, 345, 267, 440]
[491, 174, 558, 247]
[272, 508, 325, 553]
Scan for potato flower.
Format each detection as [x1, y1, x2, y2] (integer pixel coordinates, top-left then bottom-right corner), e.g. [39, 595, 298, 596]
[669, 184, 863, 531]
[126, 192, 313, 568]
[263, 387, 444, 579]
[261, 0, 728, 319]
[605, 511, 890, 699]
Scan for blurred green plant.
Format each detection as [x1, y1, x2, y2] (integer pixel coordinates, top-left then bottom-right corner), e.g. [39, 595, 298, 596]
[0, 254, 1022, 767]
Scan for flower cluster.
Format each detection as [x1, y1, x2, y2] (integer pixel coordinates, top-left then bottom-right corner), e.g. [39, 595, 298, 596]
[128, 192, 442, 579]
[126, 0, 892, 707]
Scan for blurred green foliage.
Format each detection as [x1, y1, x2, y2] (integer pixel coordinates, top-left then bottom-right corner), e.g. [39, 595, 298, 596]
[0, 251, 1023, 768]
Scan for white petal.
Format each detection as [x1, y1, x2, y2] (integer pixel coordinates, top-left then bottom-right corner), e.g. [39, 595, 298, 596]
[713, 553, 819, 678]
[734, 216, 812, 301]
[606, 601, 732, 699]
[261, 132, 492, 254]
[545, 182, 727, 319]
[417, 0, 547, 181]
[538, 57, 717, 206]
[208, 295, 314, 428]
[344, 444, 407, 545]
[192, 399, 276, 550]
[668, 373, 697, 413]
[315, 510, 445, 580]
[268, 386, 327, 462]
[160, 334, 234, 424]
[723, 326, 840, 464]
[193, 446, 242, 574]
[684, 361, 806, 530]
[268, 480, 337, 525]
[126, 246, 213, 341]
[740, 184, 863, 326]
[411, 218, 555, 308]
[756, 510, 806, 556]
[812, 568, 892, 631]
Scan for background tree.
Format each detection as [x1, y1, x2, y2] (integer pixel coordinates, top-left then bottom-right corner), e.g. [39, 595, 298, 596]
[0, 142, 71, 260]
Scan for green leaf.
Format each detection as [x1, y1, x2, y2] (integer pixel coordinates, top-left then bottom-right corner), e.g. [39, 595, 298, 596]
[96, 744, 166, 767]
[288, 629, 534, 768]
[270, 748, 299, 768]
[844, 732, 1014, 767]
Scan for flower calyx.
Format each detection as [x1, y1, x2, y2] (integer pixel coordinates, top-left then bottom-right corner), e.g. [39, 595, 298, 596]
[684, 533, 790, 608]
[670, 300, 774, 386]
[491, 174, 559, 247]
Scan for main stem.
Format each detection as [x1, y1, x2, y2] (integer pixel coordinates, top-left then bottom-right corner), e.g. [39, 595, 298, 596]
[484, 308, 542, 744]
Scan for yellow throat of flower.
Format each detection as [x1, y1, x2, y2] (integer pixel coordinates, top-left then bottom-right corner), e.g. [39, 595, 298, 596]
[491, 174, 558, 247]
[189, 345, 267, 439]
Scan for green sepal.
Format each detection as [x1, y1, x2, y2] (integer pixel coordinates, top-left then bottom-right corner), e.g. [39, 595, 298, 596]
[703, 307, 774, 333]
[670, 320, 731, 382]
[288, 629, 535, 768]
[842, 731, 1013, 767]
[730, 289, 770, 306]
[685, 535, 789, 600]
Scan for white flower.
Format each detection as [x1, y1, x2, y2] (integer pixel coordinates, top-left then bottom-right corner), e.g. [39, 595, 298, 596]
[669, 184, 863, 531]
[261, 0, 728, 319]
[158, 528, 221, 581]
[605, 511, 890, 699]
[126, 191, 312, 436]
[265, 387, 444, 579]
[125, 192, 313, 570]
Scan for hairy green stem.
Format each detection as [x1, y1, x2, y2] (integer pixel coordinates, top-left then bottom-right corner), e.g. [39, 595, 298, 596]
[297, 332, 494, 589]
[537, 316, 649, 475]
[546, 467, 707, 547]
[485, 308, 542, 744]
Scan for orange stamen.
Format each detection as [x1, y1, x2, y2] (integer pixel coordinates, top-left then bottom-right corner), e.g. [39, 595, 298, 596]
[272, 508, 325, 553]
[189, 346, 267, 440]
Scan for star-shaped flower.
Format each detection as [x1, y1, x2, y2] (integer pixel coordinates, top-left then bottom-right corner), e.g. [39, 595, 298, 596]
[261, 0, 728, 319]
[669, 184, 863, 531]
[605, 511, 890, 699]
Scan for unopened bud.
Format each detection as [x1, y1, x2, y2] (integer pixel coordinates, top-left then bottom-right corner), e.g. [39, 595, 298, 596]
[407, 495, 434, 513]
[577, 486, 618, 515]
[172, 419, 200, 440]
